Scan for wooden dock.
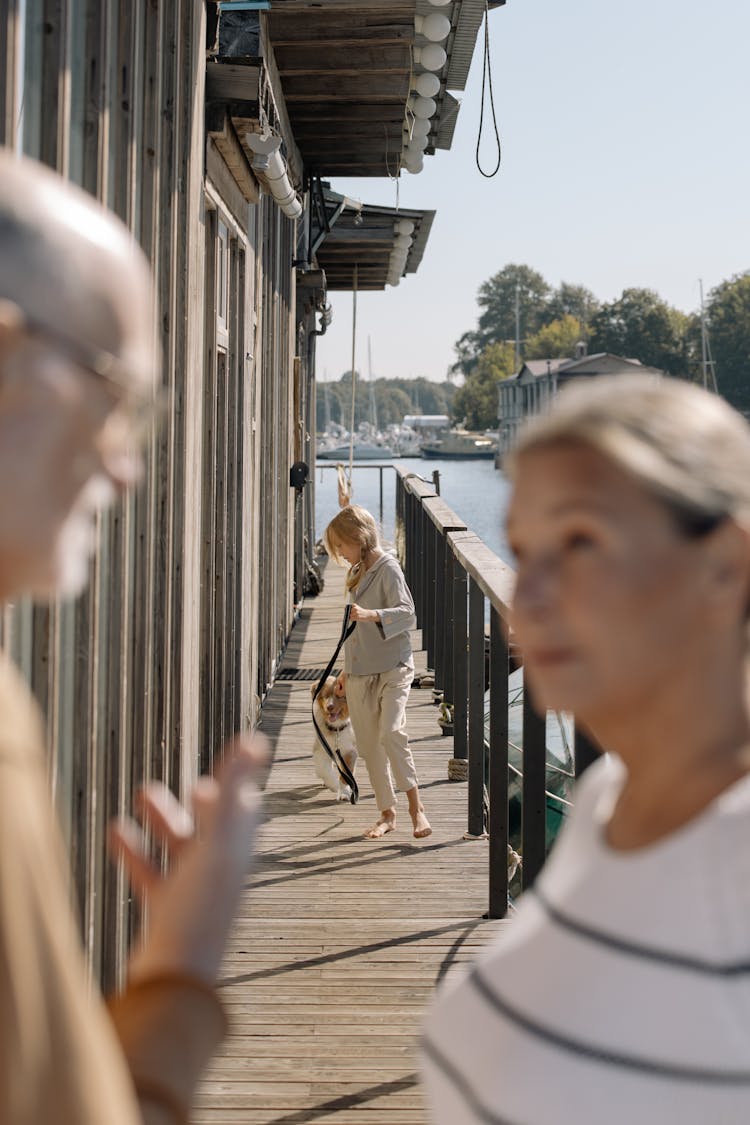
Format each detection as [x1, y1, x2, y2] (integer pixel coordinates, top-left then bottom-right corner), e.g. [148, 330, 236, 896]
[193, 560, 506, 1124]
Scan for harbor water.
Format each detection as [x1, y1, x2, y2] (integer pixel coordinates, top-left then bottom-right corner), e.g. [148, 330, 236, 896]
[314, 456, 514, 566]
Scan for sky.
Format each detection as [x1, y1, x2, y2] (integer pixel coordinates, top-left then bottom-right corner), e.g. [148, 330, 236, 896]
[315, 0, 750, 384]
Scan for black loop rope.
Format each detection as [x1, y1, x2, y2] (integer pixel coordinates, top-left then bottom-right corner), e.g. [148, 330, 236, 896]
[476, 0, 502, 178]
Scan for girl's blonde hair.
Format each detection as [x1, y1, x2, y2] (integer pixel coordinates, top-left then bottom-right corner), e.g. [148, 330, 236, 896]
[508, 374, 750, 537]
[324, 505, 381, 591]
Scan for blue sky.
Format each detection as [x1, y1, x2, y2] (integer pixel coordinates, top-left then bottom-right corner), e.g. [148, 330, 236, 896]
[316, 0, 750, 383]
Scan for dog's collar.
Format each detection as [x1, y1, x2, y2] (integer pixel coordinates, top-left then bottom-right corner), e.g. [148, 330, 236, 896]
[323, 716, 351, 732]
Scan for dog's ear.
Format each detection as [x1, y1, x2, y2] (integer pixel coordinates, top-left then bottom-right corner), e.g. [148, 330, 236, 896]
[310, 682, 317, 698]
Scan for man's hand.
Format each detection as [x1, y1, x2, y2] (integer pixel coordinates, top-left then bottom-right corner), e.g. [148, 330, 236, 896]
[109, 734, 269, 986]
[349, 603, 380, 623]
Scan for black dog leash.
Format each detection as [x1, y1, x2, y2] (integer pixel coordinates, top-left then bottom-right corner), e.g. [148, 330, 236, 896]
[311, 604, 359, 804]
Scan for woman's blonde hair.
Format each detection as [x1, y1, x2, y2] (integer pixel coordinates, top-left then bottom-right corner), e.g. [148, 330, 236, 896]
[508, 375, 750, 537]
[324, 505, 381, 590]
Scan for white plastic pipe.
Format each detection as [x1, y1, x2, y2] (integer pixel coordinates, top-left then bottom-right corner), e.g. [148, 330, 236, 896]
[245, 133, 303, 220]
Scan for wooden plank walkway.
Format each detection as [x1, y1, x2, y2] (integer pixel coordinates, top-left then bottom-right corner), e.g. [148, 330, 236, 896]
[194, 559, 507, 1124]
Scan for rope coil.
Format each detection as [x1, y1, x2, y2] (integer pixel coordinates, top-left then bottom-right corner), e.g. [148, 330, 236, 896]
[476, 0, 502, 178]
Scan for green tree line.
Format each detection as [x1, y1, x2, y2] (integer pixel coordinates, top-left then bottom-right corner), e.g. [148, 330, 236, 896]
[316, 373, 456, 433]
[451, 264, 750, 429]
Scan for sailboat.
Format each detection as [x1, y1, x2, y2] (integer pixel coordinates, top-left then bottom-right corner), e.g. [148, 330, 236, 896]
[699, 279, 719, 393]
[318, 342, 393, 460]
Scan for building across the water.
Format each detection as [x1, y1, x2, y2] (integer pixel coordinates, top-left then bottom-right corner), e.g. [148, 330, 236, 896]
[403, 413, 450, 437]
[496, 346, 667, 458]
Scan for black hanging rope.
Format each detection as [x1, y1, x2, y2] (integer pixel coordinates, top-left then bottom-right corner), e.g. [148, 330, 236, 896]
[311, 605, 359, 804]
[476, 0, 502, 178]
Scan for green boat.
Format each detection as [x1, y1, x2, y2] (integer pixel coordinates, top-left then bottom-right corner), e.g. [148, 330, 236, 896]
[485, 667, 575, 897]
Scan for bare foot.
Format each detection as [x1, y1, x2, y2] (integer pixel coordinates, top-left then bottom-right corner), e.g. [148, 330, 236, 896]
[364, 815, 395, 839]
[411, 807, 432, 839]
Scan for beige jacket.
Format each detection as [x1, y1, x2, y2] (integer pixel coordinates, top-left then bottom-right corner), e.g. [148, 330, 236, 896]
[344, 553, 416, 675]
[0, 653, 225, 1125]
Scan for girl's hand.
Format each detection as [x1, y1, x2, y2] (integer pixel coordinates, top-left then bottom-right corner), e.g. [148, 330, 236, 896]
[349, 603, 380, 623]
[109, 734, 269, 986]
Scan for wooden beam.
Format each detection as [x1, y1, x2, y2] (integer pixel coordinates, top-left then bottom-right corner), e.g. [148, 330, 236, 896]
[288, 103, 406, 122]
[206, 107, 260, 203]
[205, 61, 261, 101]
[267, 15, 414, 44]
[282, 76, 410, 100]
[321, 228, 395, 243]
[274, 43, 410, 70]
[319, 245, 392, 257]
[293, 120, 404, 136]
[327, 282, 387, 290]
[268, 0, 415, 8]
[310, 163, 404, 175]
[321, 270, 391, 280]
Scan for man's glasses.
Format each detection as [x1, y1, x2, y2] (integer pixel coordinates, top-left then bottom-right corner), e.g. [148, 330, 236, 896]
[22, 314, 168, 444]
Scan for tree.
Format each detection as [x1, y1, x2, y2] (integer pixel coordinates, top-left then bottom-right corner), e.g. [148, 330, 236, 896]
[450, 330, 483, 379]
[475, 263, 552, 353]
[525, 315, 584, 360]
[547, 282, 599, 329]
[315, 373, 457, 432]
[588, 288, 687, 374]
[705, 273, 750, 411]
[453, 266, 596, 376]
[451, 341, 515, 430]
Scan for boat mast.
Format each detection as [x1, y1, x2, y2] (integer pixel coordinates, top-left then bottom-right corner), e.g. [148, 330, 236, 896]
[514, 282, 521, 370]
[323, 367, 331, 429]
[699, 279, 718, 393]
[368, 336, 378, 431]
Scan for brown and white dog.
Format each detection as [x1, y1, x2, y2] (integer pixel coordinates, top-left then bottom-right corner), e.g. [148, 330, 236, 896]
[311, 677, 358, 801]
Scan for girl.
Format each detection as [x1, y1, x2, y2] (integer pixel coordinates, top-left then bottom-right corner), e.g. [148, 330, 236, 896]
[324, 505, 432, 840]
[423, 375, 750, 1123]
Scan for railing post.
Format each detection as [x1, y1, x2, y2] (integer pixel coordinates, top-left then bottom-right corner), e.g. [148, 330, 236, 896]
[395, 473, 404, 569]
[443, 545, 456, 709]
[406, 488, 417, 616]
[467, 577, 485, 837]
[451, 557, 467, 757]
[574, 726, 600, 777]
[425, 513, 437, 670]
[431, 522, 443, 679]
[488, 605, 509, 918]
[414, 491, 424, 626]
[521, 687, 547, 890]
[434, 530, 446, 692]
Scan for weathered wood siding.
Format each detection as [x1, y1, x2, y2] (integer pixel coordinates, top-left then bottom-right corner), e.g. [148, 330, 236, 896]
[0, 0, 310, 989]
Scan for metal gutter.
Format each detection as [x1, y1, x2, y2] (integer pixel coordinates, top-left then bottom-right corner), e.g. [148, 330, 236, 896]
[433, 92, 460, 151]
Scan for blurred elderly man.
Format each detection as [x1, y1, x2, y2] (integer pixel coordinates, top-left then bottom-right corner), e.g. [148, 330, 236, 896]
[0, 151, 265, 1124]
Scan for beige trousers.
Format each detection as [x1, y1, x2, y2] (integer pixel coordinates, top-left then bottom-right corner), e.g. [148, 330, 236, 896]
[345, 663, 419, 811]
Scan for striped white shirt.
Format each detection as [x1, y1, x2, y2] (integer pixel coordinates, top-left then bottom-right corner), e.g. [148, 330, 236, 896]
[422, 757, 750, 1124]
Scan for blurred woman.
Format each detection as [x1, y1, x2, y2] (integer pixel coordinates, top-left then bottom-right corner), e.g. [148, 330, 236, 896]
[423, 375, 750, 1124]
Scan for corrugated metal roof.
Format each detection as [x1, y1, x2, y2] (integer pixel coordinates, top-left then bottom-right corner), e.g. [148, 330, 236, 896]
[446, 0, 487, 92]
[315, 188, 435, 291]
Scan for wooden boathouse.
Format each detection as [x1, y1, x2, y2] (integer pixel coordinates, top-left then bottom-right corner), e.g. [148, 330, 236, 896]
[0, 0, 506, 995]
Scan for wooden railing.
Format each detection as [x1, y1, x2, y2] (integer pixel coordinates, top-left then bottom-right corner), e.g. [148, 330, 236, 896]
[395, 466, 598, 918]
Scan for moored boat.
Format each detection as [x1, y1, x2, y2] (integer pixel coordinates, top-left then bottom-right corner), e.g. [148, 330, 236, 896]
[317, 441, 393, 460]
[421, 429, 498, 459]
